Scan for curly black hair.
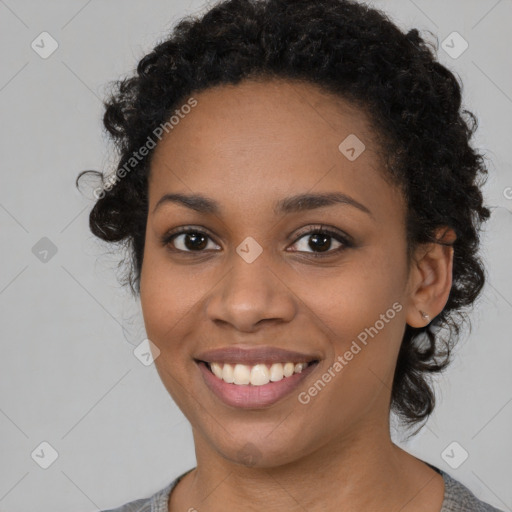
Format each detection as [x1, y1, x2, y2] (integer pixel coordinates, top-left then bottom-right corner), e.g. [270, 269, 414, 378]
[76, 0, 491, 433]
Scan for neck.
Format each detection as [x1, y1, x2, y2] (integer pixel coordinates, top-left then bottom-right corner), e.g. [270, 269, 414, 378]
[169, 420, 444, 512]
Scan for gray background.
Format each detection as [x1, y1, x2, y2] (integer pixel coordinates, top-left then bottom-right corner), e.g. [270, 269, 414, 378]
[0, 0, 511, 511]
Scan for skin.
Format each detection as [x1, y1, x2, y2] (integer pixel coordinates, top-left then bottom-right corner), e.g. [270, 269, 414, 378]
[139, 78, 455, 512]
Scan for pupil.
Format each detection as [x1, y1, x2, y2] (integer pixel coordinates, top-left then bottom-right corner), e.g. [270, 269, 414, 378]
[185, 233, 207, 250]
[182, 233, 332, 252]
[309, 234, 330, 252]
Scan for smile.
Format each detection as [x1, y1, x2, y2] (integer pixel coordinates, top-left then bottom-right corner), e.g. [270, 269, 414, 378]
[205, 361, 315, 385]
[193, 345, 321, 408]
[195, 359, 320, 409]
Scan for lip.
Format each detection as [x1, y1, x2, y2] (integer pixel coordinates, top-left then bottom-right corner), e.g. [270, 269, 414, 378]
[196, 359, 319, 409]
[194, 345, 320, 366]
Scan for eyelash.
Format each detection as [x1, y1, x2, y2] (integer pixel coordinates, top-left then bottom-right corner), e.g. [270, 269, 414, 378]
[160, 225, 353, 258]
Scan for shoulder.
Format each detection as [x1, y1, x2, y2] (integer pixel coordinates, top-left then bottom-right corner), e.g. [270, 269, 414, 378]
[98, 478, 177, 512]
[99, 496, 152, 512]
[439, 469, 505, 512]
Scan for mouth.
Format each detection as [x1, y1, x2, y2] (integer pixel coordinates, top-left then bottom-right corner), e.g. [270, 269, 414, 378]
[193, 345, 322, 408]
[198, 359, 319, 386]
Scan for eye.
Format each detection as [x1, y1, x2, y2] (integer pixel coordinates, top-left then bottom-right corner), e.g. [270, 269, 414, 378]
[288, 225, 352, 257]
[161, 224, 353, 256]
[162, 227, 220, 252]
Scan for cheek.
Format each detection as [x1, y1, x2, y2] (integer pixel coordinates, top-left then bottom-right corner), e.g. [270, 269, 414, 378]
[139, 248, 195, 362]
[300, 251, 405, 343]
[139, 254, 201, 412]
[297, 248, 406, 398]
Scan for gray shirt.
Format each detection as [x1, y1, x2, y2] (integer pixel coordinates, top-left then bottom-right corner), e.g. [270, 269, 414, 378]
[100, 464, 504, 512]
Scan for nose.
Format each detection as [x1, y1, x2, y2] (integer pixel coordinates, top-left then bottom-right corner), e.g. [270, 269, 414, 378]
[205, 252, 297, 333]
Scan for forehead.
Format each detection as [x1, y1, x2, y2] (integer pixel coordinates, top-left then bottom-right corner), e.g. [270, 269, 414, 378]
[148, 78, 403, 222]
[151, 78, 377, 168]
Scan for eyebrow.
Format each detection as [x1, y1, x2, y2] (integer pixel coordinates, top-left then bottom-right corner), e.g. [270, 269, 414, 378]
[153, 191, 373, 218]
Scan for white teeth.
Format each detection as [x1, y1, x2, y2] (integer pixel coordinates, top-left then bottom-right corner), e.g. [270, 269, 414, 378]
[222, 363, 234, 383]
[250, 364, 270, 385]
[207, 361, 312, 385]
[233, 364, 251, 385]
[269, 363, 284, 382]
[211, 362, 223, 379]
[283, 362, 295, 377]
[294, 363, 305, 373]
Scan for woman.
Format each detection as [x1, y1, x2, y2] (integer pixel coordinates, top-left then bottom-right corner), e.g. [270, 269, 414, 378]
[78, 0, 503, 510]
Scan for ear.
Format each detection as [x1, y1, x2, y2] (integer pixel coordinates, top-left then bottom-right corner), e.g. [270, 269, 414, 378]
[405, 226, 456, 328]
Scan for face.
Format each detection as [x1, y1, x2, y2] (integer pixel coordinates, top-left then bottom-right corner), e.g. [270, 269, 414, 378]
[139, 79, 417, 468]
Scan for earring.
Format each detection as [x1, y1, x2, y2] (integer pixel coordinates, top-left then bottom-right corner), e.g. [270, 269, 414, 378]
[420, 310, 431, 322]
